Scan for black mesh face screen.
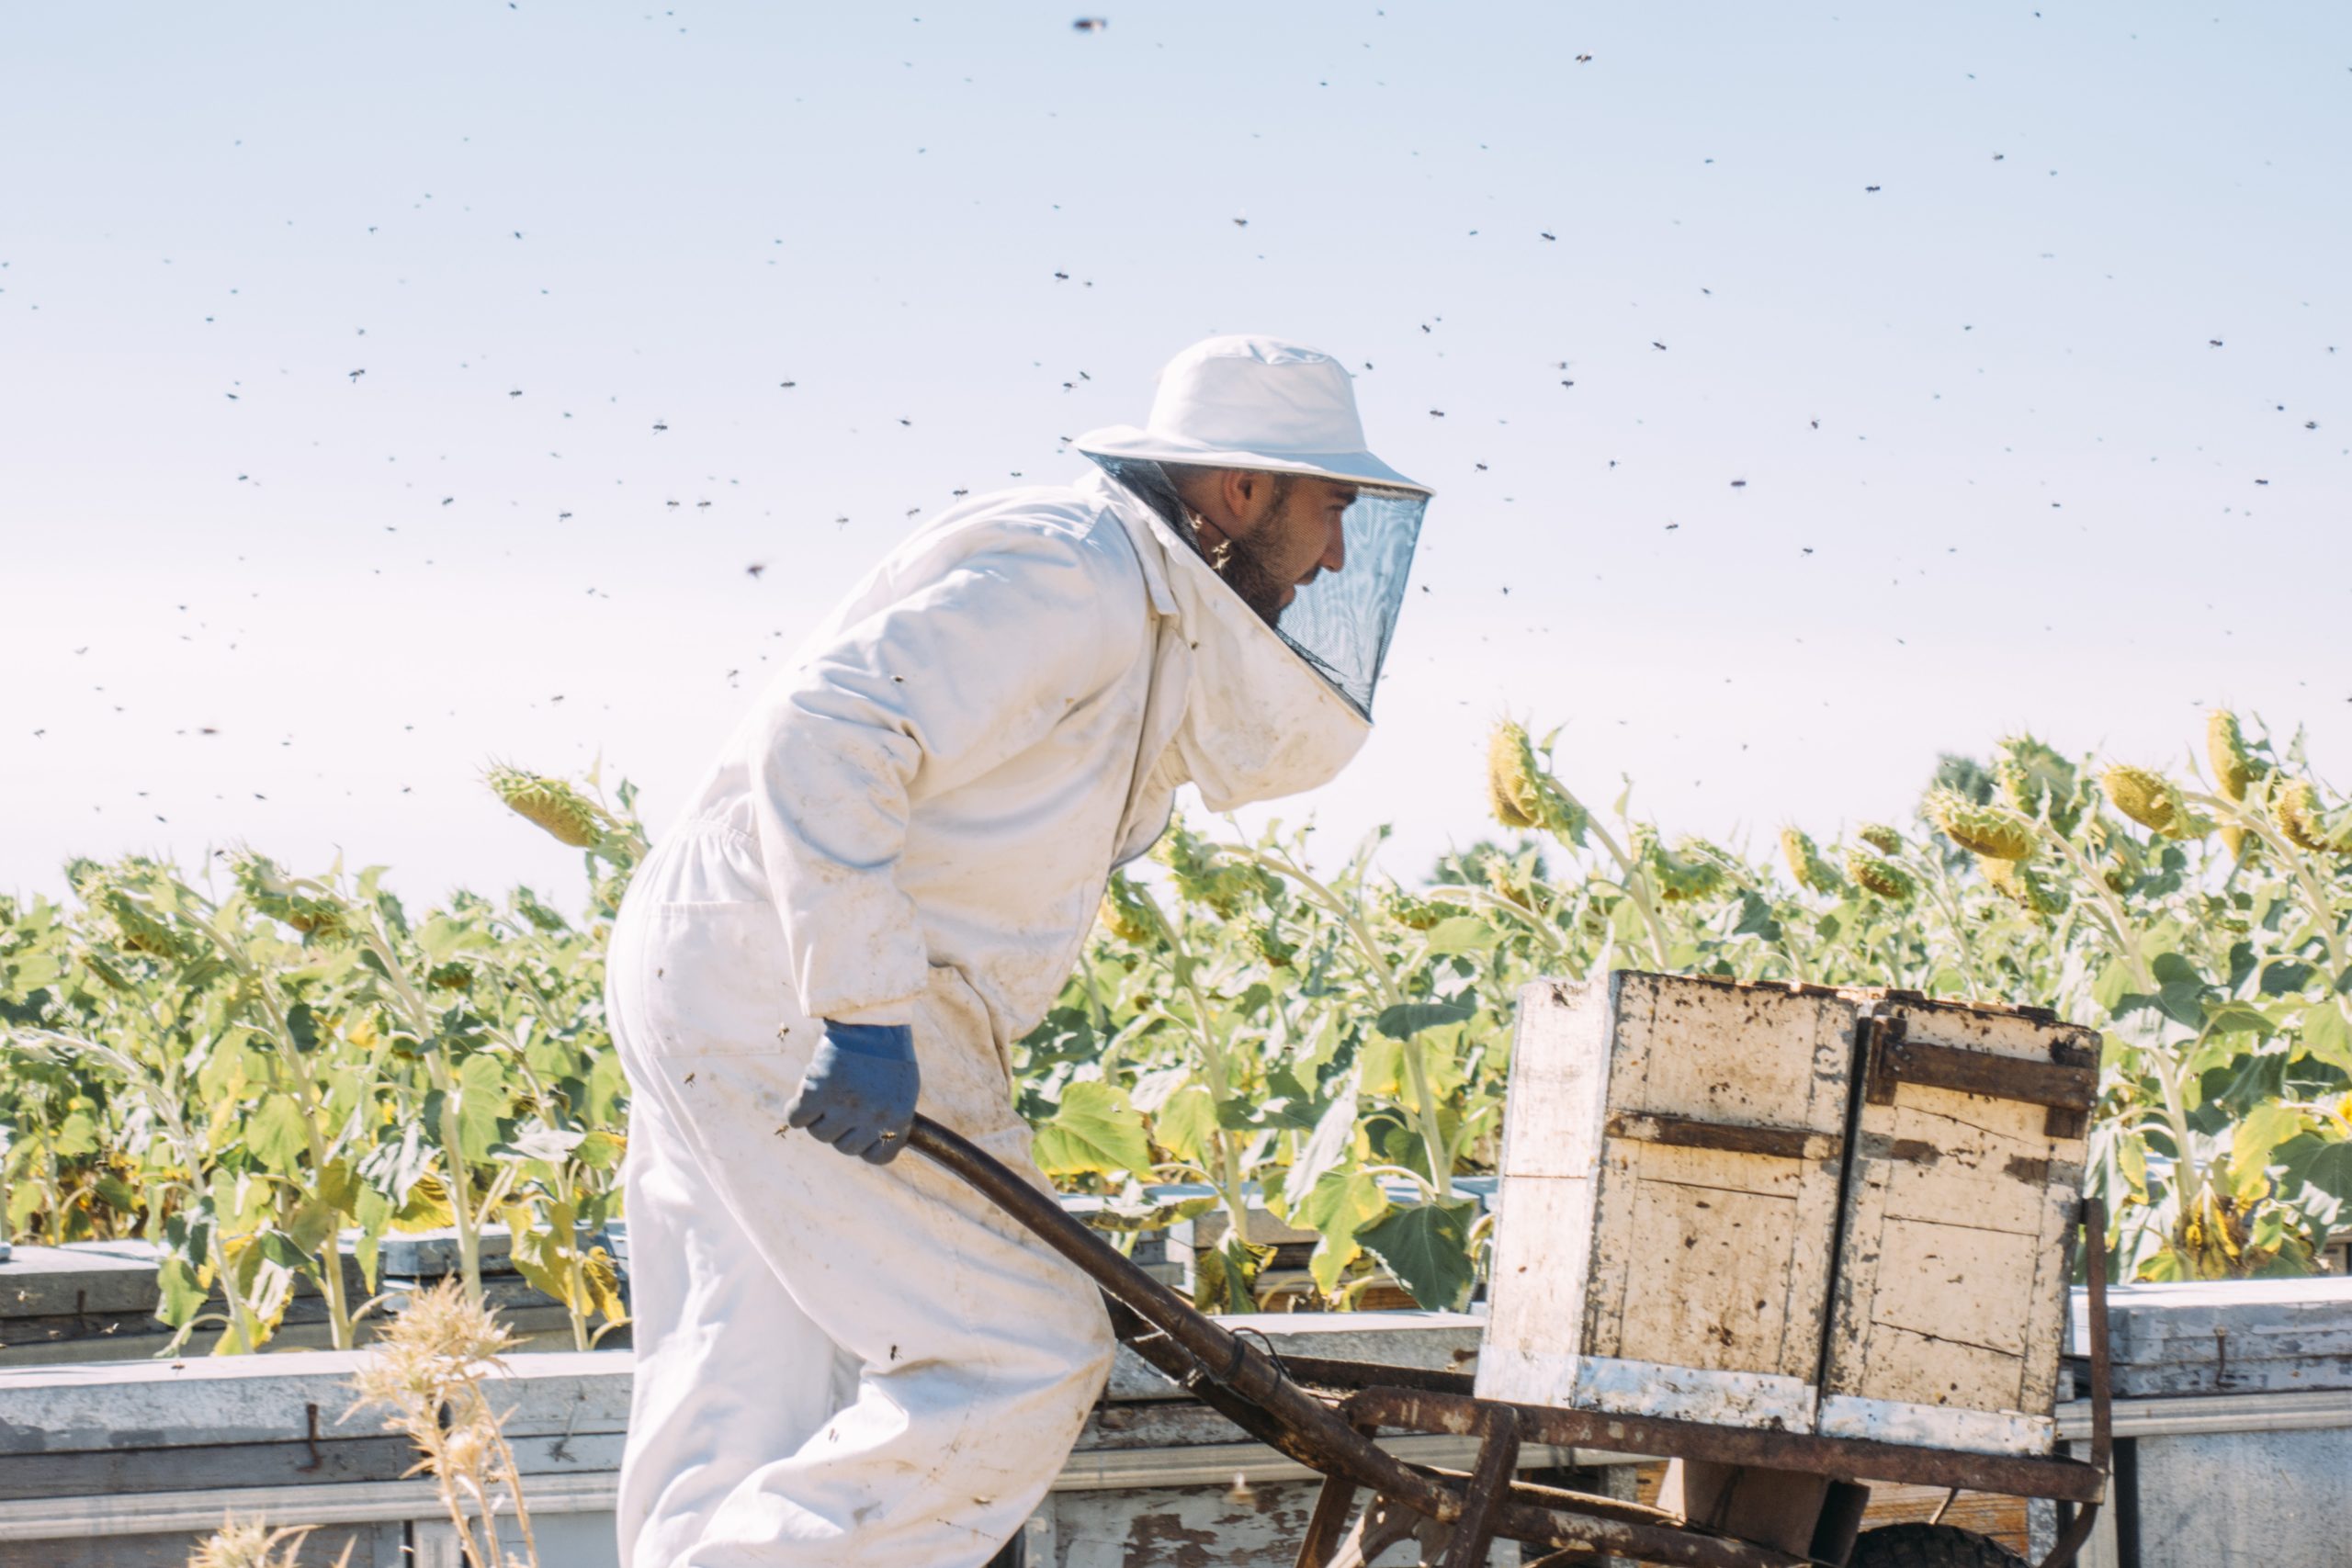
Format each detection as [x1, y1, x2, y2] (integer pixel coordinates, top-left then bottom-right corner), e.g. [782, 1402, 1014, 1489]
[1089, 455, 1428, 722]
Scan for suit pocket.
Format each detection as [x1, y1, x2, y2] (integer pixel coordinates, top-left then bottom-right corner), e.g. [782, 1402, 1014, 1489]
[635, 901, 812, 1058]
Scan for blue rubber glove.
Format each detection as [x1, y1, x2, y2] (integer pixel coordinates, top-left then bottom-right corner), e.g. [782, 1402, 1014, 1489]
[786, 1021, 921, 1165]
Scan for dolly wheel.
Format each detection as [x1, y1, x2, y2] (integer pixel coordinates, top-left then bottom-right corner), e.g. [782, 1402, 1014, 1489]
[1847, 1523, 2028, 1568]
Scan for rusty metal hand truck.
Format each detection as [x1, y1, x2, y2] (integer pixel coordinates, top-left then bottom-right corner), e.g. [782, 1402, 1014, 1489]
[907, 1114, 2111, 1568]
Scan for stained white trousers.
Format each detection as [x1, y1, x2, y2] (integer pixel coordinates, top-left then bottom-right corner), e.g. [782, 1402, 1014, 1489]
[609, 824, 1115, 1568]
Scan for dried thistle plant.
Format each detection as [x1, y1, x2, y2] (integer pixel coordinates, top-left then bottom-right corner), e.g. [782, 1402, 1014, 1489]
[345, 1279, 539, 1568]
[187, 1517, 353, 1568]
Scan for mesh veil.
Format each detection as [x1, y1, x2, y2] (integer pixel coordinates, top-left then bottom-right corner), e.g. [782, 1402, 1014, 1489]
[1088, 455, 1427, 722]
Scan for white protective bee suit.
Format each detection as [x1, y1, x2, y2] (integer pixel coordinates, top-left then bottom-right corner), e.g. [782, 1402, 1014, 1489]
[607, 335, 1431, 1567]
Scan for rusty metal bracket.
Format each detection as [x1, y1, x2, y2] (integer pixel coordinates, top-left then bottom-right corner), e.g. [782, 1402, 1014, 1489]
[1440, 1406, 1521, 1568]
[1605, 1111, 1840, 1164]
[2034, 1198, 2111, 1568]
[1343, 1385, 2107, 1506]
[1293, 1461, 1363, 1567]
[1863, 1015, 2098, 1141]
[913, 1116, 1800, 1568]
[910, 1112, 2107, 1568]
[1278, 1354, 1476, 1396]
[1859, 1011, 1908, 1107]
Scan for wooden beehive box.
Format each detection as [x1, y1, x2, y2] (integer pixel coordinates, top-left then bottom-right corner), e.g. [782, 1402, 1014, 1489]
[1816, 989, 2097, 1455]
[1476, 972, 1858, 1430]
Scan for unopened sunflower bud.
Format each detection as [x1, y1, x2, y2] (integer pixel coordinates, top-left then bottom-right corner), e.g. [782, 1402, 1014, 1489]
[2101, 765, 2209, 839]
[1982, 855, 2069, 918]
[1857, 823, 1904, 856]
[1781, 828, 1844, 896]
[2206, 710, 2256, 802]
[1927, 789, 2039, 862]
[487, 765, 608, 849]
[1845, 848, 1916, 903]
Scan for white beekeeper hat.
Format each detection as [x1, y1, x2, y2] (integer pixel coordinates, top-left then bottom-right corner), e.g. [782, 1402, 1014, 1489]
[1072, 334, 1431, 497]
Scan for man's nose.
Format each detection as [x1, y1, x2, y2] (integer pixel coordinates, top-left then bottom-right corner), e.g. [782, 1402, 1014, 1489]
[1319, 512, 1348, 575]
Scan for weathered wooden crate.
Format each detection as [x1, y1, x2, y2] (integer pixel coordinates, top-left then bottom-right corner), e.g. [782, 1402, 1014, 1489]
[2069, 1275, 2352, 1397]
[0, 1227, 616, 1368]
[0, 1242, 368, 1367]
[1476, 972, 1857, 1430]
[1477, 973, 2096, 1455]
[0, 1314, 1535, 1568]
[1816, 990, 2097, 1455]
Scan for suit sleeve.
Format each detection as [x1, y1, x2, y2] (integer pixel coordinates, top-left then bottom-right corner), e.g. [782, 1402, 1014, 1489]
[744, 521, 1142, 1025]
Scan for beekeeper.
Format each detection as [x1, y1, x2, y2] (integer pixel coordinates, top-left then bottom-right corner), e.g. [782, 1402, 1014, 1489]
[607, 334, 1432, 1567]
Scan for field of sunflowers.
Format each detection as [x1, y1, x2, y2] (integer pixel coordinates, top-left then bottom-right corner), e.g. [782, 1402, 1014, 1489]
[4, 713, 2349, 1354]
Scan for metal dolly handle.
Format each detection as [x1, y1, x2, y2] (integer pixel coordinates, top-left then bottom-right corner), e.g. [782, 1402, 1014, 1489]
[907, 1113, 2112, 1568]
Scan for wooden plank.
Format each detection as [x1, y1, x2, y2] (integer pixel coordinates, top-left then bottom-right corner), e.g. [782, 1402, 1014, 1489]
[1623, 1464, 2030, 1558]
[1868, 1216, 2036, 1364]
[1624, 973, 1853, 1134]
[1046, 1480, 1324, 1568]
[411, 1511, 621, 1568]
[0, 1246, 176, 1320]
[0, 1520, 405, 1568]
[1657, 1460, 1829, 1556]
[1480, 977, 1615, 1410]
[1602, 981, 1850, 1393]
[0, 1319, 1487, 1456]
[1476, 1174, 1600, 1401]
[2090, 1277, 2352, 1395]
[0, 1247, 366, 1330]
[0, 1431, 627, 1499]
[1878, 1101, 2053, 1237]
[1491, 979, 1616, 1182]
[0, 1351, 633, 1457]
[1043, 1476, 1521, 1568]
[1618, 1176, 1800, 1374]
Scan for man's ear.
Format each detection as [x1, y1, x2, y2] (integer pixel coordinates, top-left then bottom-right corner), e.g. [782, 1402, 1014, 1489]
[1221, 468, 1266, 521]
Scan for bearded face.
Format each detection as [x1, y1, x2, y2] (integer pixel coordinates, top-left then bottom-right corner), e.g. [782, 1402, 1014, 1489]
[1188, 471, 1358, 628]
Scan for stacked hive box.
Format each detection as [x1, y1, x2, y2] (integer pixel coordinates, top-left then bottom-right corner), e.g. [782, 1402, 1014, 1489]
[1819, 989, 2097, 1454]
[1476, 972, 1854, 1430]
[1476, 972, 2097, 1457]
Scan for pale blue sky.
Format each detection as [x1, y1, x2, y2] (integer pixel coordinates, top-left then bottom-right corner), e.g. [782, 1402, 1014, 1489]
[6, 3, 2348, 912]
